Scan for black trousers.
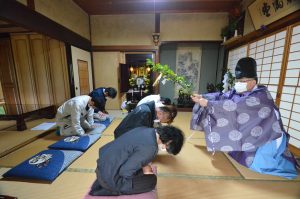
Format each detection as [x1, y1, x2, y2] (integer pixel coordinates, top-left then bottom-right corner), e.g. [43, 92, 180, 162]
[131, 174, 157, 194]
[89, 174, 157, 196]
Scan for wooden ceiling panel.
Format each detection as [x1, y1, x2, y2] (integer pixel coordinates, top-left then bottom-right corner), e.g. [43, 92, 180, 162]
[73, 0, 242, 15]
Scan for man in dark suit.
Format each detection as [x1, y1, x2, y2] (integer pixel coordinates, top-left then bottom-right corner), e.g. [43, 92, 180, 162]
[90, 125, 184, 196]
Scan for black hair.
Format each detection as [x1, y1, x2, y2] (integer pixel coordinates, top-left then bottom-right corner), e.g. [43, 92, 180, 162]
[91, 96, 105, 111]
[156, 125, 184, 155]
[105, 87, 117, 98]
[160, 97, 171, 105]
[159, 105, 177, 124]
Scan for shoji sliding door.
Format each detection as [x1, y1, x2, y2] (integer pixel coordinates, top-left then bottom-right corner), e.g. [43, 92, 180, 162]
[227, 45, 248, 73]
[279, 24, 300, 148]
[248, 30, 287, 103]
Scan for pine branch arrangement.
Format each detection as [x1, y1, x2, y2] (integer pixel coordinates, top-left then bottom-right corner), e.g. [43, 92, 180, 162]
[146, 59, 192, 94]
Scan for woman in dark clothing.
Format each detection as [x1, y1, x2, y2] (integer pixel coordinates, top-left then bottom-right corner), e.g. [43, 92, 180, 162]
[114, 101, 177, 138]
[90, 125, 184, 196]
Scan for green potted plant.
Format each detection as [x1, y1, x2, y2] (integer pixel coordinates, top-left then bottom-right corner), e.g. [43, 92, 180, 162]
[221, 20, 238, 41]
[146, 59, 194, 107]
[146, 59, 192, 94]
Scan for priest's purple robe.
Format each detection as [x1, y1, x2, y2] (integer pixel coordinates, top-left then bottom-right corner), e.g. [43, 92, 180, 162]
[190, 85, 298, 178]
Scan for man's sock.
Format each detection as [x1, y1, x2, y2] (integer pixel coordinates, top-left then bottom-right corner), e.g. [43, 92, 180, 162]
[55, 127, 61, 136]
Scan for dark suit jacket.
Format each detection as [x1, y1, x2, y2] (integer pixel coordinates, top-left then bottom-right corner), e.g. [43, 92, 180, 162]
[93, 127, 158, 195]
[114, 101, 156, 138]
[90, 87, 106, 112]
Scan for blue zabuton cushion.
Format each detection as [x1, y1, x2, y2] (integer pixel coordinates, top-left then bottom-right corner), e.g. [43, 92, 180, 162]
[3, 149, 82, 181]
[48, 132, 102, 152]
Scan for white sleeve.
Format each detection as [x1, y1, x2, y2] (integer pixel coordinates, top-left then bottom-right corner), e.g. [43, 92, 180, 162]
[137, 98, 147, 106]
[153, 95, 161, 103]
[71, 103, 85, 135]
[137, 95, 160, 106]
[155, 102, 164, 107]
[87, 108, 94, 126]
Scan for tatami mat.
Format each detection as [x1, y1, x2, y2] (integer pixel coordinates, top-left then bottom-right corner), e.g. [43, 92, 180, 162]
[68, 119, 121, 169]
[0, 119, 117, 168]
[157, 177, 300, 199]
[0, 168, 95, 199]
[0, 132, 60, 167]
[0, 120, 16, 130]
[0, 119, 56, 158]
[100, 118, 122, 136]
[174, 112, 207, 147]
[107, 110, 127, 119]
[68, 136, 114, 170]
[153, 142, 241, 177]
[4, 118, 56, 131]
[172, 112, 193, 135]
[0, 111, 300, 199]
[1, 168, 300, 199]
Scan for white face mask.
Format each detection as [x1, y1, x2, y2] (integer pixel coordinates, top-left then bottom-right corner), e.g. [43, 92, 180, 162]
[234, 82, 248, 93]
[153, 119, 162, 128]
[158, 144, 167, 152]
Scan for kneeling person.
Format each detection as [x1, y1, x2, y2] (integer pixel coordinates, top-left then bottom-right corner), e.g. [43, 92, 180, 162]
[114, 101, 177, 138]
[90, 125, 184, 196]
[56, 95, 104, 136]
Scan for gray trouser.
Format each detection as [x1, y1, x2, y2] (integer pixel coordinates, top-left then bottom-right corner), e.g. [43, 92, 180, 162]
[57, 116, 91, 136]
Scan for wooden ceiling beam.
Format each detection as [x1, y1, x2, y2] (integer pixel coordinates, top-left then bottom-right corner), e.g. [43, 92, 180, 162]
[73, 0, 241, 15]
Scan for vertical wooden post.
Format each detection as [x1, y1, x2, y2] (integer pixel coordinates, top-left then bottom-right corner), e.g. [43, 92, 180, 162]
[155, 13, 160, 33]
[276, 26, 292, 106]
[27, 0, 35, 10]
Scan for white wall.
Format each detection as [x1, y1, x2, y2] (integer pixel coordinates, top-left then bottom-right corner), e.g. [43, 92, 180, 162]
[91, 14, 154, 45]
[92, 52, 121, 109]
[35, 0, 90, 40]
[71, 46, 93, 96]
[91, 12, 228, 45]
[161, 13, 228, 41]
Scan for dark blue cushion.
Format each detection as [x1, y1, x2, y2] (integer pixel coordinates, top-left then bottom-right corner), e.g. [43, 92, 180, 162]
[48, 132, 102, 152]
[3, 149, 82, 181]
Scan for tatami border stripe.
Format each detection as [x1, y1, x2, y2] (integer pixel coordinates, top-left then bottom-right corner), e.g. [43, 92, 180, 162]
[1, 166, 300, 182]
[101, 134, 114, 137]
[67, 167, 95, 173]
[63, 167, 300, 182]
[156, 172, 300, 182]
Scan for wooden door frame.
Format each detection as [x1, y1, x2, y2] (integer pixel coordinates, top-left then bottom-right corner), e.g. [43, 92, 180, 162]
[77, 59, 90, 95]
